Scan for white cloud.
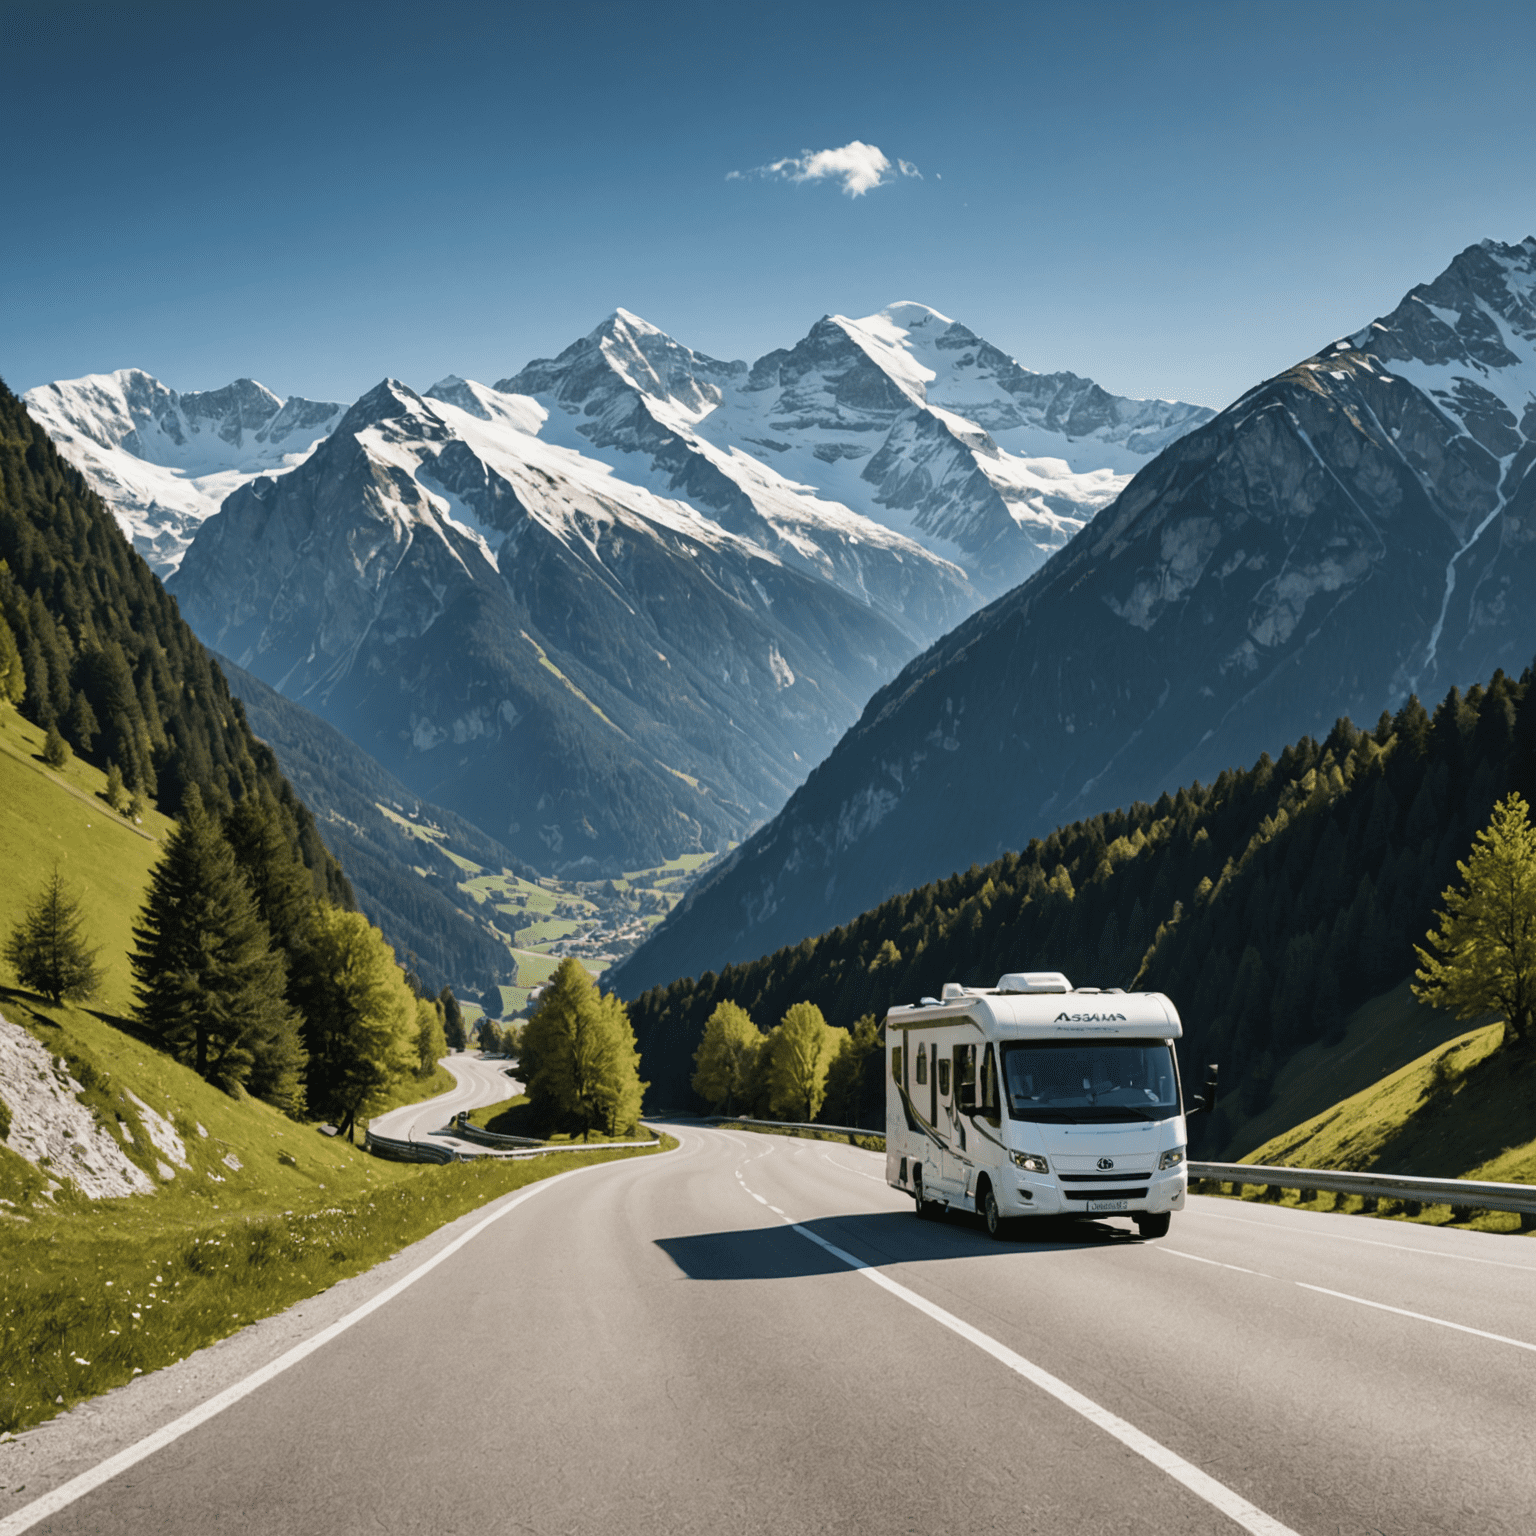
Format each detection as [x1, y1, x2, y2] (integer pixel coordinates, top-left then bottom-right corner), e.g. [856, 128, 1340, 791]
[728, 140, 921, 197]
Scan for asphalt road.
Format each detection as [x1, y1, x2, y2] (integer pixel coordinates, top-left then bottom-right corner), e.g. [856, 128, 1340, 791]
[5, 1125, 1534, 1535]
[368, 1052, 521, 1152]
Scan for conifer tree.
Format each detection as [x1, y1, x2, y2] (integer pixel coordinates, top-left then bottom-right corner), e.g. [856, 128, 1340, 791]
[41, 722, 70, 768]
[0, 610, 24, 709]
[130, 786, 304, 1102]
[1414, 793, 1536, 1048]
[223, 790, 317, 955]
[439, 986, 466, 1050]
[104, 762, 128, 814]
[822, 1012, 881, 1126]
[3, 865, 102, 1004]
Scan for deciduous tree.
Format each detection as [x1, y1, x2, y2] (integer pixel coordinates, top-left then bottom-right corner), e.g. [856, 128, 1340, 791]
[289, 906, 417, 1138]
[1414, 792, 1536, 1048]
[766, 1002, 845, 1123]
[691, 1001, 764, 1113]
[520, 958, 646, 1137]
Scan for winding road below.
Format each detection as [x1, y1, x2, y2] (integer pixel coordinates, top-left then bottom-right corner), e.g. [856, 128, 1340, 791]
[3, 1125, 1532, 1535]
[368, 1051, 521, 1154]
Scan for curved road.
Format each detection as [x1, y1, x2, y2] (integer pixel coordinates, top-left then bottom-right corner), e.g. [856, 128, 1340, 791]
[368, 1052, 521, 1153]
[4, 1125, 1533, 1535]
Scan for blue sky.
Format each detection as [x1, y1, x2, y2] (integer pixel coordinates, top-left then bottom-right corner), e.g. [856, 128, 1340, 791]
[5, 0, 1534, 411]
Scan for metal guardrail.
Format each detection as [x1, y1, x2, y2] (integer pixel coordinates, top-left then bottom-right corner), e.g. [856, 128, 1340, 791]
[364, 1129, 462, 1164]
[711, 1116, 884, 1143]
[1190, 1161, 1536, 1219]
[365, 1125, 660, 1163]
[448, 1113, 545, 1147]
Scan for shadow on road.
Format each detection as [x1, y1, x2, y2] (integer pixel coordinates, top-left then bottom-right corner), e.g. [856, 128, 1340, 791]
[656, 1209, 1142, 1281]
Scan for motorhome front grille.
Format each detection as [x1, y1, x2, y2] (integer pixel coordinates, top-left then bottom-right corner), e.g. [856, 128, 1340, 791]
[1062, 1187, 1149, 1201]
[1059, 1172, 1153, 1183]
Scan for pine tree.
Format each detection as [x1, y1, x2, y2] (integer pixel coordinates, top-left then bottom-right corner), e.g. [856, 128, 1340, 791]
[104, 762, 128, 814]
[64, 690, 98, 756]
[41, 722, 70, 768]
[439, 986, 467, 1050]
[1414, 793, 1536, 1048]
[223, 791, 316, 954]
[130, 787, 304, 1101]
[3, 865, 102, 1004]
[0, 610, 24, 709]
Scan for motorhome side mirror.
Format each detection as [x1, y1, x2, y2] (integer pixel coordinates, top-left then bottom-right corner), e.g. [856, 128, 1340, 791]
[1202, 1065, 1219, 1115]
[958, 1081, 976, 1112]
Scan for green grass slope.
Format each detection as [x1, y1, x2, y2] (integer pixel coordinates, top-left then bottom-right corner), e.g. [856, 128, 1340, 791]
[1219, 981, 1478, 1161]
[1241, 1020, 1535, 1184]
[0, 710, 177, 1015]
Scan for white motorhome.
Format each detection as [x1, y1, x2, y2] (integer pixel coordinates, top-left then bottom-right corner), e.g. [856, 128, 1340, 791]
[886, 971, 1210, 1239]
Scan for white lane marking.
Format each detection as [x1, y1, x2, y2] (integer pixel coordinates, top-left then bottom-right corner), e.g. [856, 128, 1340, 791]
[1161, 1247, 1267, 1277]
[1193, 1206, 1536, 1273]
[0, 1153, 661, 1536]
[783, 1218, 1299, 1536]
[821, 1152, 885, 1182]
[1296, 1284, 1536, 1354]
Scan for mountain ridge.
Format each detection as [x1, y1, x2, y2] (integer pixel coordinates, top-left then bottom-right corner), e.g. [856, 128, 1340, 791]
[610, 235, 1536, 997]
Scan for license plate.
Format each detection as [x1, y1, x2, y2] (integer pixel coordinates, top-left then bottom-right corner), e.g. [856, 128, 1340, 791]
[1087, 1199, 1129, 1213]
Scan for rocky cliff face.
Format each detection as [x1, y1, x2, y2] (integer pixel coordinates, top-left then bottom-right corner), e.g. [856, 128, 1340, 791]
[611, 236, 1536, 996]
[168, 378, 944, 873]
[21, 369, 344, 575]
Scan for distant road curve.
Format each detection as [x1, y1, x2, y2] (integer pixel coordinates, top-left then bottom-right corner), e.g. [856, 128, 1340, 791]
[367, 1051, 520, 1154]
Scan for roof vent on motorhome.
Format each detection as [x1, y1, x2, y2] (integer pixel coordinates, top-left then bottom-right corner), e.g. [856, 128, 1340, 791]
[996, 971, 1072, 994]
[942, 982, 967, 1000]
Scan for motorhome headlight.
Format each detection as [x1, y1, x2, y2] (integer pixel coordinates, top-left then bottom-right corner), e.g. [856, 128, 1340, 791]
[1009, 1152, 1049, 1174]
[1159, 1146, 1186, 1170]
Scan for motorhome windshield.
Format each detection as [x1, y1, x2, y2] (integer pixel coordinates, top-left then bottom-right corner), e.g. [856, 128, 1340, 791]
[1000, 1039, 1178, 1123]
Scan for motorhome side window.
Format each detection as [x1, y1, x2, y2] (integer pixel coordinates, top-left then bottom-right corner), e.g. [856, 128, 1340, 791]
[1000, 1039, 1178, 1123]
[891, 1045, 902, 1082]
[915, 1043, 928, 1085]
[979, 1044, 999, 1116]
[937, 1057, 951, 1096]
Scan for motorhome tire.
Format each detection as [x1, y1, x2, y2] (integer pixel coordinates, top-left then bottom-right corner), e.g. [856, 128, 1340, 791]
[980, 1185, 1009, 1240]
[914, 1169, 939, 1220]
[1135, 1212, 1171, 1239]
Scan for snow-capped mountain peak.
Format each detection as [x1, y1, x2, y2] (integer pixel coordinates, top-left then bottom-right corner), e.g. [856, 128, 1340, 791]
[22, 367, 345, 574]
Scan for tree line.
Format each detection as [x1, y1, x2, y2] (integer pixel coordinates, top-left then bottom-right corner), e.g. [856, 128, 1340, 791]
[629, 665, 1536, 1150]
[690, 999, 882, 1126]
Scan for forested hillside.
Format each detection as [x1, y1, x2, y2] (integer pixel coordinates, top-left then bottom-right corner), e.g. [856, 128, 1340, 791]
[630, 667, 1536, 1152]
[0, 378, 349, 905]
[220, 659, 532, 995]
